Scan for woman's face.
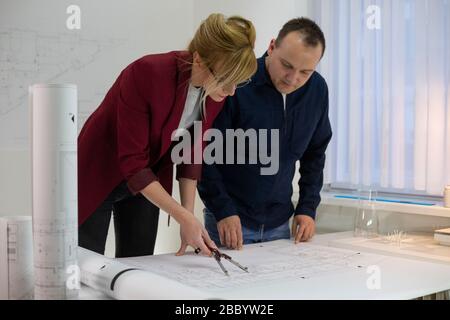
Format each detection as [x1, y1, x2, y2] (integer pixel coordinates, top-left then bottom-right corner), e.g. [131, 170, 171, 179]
[208, 81, 236, 102]
[205, 66, 236, 102]
[192, 52, 244, 102]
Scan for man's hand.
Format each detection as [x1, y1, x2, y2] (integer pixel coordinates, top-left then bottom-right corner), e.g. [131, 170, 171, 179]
[291, 215, 315, 243]
[217, 215, 243, 250]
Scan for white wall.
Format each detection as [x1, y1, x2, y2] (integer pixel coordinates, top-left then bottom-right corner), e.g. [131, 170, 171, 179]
[0, 0, 311, 255]
[193, 0, 309, 57]
[0, 150, 31, 216]
[0, 0, 196, 148]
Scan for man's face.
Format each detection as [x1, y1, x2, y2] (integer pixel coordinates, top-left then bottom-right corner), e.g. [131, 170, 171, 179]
[266, 32, 323, 94]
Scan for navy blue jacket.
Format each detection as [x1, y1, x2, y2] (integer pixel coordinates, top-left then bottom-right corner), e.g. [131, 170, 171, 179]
[198, 54, 332, 231]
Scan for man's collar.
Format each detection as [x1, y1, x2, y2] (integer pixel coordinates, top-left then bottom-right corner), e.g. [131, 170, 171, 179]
[253, 51, 275, 87]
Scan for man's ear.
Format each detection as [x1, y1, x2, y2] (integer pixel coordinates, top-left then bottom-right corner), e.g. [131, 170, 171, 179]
[267, 39, 276, 55]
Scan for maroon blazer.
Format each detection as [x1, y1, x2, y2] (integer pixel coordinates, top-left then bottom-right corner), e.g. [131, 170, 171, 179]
[78, 51, 224, 226]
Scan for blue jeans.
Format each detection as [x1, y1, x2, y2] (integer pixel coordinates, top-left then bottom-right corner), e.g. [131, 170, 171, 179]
[203, 208, 290, 246]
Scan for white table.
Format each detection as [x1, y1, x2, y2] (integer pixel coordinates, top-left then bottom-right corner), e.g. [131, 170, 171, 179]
[79, 232, 450, 300]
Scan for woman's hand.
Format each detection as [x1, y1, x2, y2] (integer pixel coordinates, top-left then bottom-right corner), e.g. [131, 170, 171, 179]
[176, 213, 217, 256]
[139, 180, 217, 256]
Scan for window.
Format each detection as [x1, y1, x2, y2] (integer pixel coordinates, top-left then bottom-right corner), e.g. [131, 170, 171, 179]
[308, 0, 450, 196]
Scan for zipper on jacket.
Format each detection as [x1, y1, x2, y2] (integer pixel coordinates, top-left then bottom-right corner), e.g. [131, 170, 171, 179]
[282, 93, 287, 135]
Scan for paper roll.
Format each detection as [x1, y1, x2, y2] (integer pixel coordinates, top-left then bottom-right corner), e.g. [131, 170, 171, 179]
[78, 247, 215, 300]
[30, 84, 79, 299]
[0, 216, 34, 300]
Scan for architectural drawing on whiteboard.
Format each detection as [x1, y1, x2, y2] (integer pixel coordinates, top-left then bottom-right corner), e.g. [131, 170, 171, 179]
[0, 28, 126, 148]
[0, 28, 124, 115]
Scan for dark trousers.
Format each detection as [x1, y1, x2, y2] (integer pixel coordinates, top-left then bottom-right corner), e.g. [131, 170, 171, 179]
[78, 181, 159, 257]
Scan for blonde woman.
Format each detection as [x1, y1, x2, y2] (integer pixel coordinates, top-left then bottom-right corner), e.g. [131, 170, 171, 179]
[78, 14, 257, 258]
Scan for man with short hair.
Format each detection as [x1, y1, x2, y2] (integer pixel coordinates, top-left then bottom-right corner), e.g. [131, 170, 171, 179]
[198, 18, 332, 249]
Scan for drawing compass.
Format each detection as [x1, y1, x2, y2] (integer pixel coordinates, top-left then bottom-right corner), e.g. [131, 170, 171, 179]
[196, 246, 249, 276]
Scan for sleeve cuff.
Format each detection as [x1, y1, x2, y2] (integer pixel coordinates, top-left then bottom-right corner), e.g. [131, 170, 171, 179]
[176, 163, 202, 181]
[127, 168, 158, 195]
[294, 206, 316, 220]
[211, 201, 238, 222]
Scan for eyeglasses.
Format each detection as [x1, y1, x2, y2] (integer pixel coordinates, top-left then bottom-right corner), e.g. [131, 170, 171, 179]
[236, 78, 252, 89]
[207, 66, 252, 89]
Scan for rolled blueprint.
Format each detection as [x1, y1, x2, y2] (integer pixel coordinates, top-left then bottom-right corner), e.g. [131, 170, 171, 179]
[78, 247, 216, 300]
[30, 84, 79, 299]
[0, 216, 34, 300]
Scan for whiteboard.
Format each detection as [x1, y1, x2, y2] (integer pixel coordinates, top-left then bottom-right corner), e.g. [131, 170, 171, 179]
[0, 0, 194, 149]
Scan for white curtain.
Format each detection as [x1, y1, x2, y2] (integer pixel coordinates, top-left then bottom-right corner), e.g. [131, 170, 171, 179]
[308, 0, 450, 195]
